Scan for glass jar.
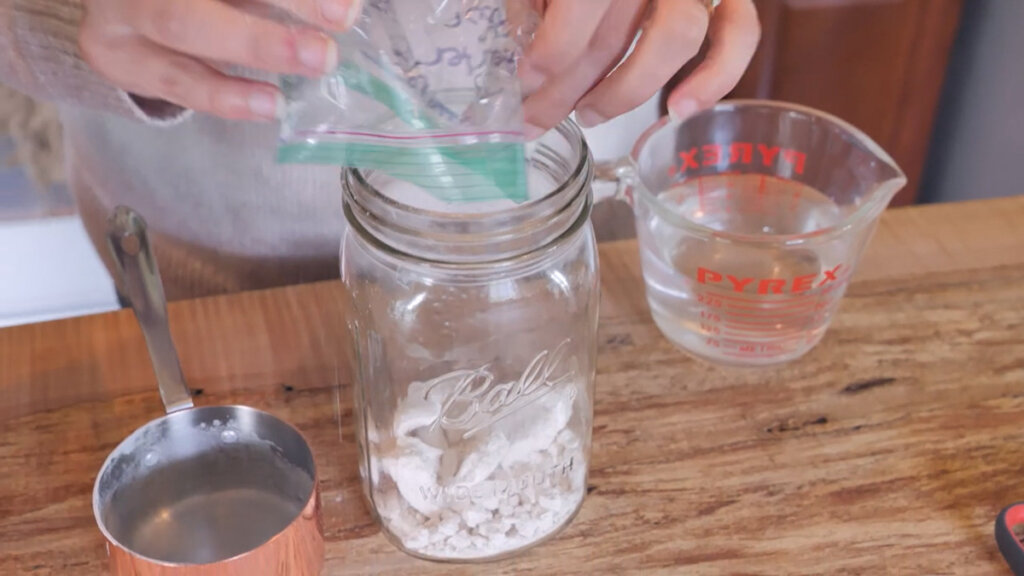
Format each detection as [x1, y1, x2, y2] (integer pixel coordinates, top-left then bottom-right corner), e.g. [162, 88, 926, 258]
[341, 121, 599, 562]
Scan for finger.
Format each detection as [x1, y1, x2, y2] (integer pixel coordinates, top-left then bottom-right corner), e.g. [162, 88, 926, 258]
[125, 0, 338, 77]
[250, 0, 363, 31]
[517, 0, 614, 94]
[88, 34, 284, 121]
[521, 0, 646, 137]
[666, 0, 760, 120]
[574, 0, 711, 128]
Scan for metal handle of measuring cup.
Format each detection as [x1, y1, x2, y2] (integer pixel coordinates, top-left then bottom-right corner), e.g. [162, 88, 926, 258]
[107, 206, 193, 414]
[996, 503, 1024, 575]
[593, 157, 638, 206]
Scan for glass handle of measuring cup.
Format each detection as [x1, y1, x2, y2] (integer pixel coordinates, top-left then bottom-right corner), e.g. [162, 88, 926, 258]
[592, 157, 637, 206]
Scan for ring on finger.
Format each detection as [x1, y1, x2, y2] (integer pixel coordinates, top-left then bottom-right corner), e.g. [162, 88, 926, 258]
[700, 0, 722, 16]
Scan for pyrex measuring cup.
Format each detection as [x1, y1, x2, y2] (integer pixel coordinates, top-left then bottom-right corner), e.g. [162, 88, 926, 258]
[597, 100, 907, 366]
[93, 207, 323, 575]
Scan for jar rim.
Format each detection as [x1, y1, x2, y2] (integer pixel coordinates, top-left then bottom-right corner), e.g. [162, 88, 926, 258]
[342, 119, 594, 265]
[345, 120, 591, 222]
[342, 193, 594, 270]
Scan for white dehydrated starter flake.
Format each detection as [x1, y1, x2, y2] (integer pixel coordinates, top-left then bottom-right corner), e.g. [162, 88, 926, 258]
[370, 377, 587, 559]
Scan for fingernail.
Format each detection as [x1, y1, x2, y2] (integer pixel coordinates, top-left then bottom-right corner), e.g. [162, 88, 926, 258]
[297, 33, 338, 75]
[346, 0, 364, 28]
[669, 98, 700, 122]
[524, 123, 546, 141]
[517, 61, 545, 95]
[575, 107, 605, 128]
[321, 0, 358, 27]
[320, 0, 348, 24]
[249, 90, 284, 120]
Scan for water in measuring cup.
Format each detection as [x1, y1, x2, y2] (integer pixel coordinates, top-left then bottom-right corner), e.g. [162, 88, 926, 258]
[639, 174, 849, 365]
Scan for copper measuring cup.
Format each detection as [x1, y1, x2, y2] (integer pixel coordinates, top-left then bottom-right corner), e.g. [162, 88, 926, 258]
[92, 207, 324, 575]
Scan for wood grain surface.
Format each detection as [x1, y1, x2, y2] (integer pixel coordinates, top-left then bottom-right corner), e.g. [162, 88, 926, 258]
[2, 196, 1024, 574]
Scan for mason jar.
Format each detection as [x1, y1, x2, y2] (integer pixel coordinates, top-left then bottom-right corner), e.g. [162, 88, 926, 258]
[340, 120, 599, 562]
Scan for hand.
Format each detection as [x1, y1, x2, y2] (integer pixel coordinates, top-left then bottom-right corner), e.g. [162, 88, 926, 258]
[518, 0, 760, 138]
[79, 0, 363, 121]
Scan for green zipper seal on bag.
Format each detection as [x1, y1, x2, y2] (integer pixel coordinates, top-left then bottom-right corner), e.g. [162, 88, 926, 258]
[278, 61, 529, 204]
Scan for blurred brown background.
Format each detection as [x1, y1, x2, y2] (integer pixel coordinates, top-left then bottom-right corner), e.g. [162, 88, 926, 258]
[667, 0, 966, 207]
[730, 0, 964, 207]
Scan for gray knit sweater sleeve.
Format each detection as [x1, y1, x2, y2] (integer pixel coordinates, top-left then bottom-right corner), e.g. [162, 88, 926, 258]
[0, 0, 187, 123]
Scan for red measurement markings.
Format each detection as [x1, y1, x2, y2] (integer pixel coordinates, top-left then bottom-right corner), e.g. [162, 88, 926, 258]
[716, 319, 785, 328]
[719, 319, 824, 331]
[700, 313, 830, 336]
[756, 174, 766, 213]
[718, 310, 823, 322]
[723, 299, 833, 313]
[714, 333, 811, 346]
[718, 327, 816, 338]
[699, 298, 834, 319]
[720, 350, 799, 360]
[703, 339, 817, 358]
[697, 294, 725, 307]
[702, 314, 818, 334]
[699, 289, 837, 305]
[698, 174, 705, 214]
[716, 323, 827, 336]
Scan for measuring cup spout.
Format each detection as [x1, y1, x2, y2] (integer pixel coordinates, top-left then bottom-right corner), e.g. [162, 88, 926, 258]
[850, 132, 908, 217]
[107, 206, 193, 414]
[869, 170, 909, 213]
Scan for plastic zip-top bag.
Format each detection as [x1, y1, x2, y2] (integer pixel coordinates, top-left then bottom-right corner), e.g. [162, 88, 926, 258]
[278, 0, 538, 206]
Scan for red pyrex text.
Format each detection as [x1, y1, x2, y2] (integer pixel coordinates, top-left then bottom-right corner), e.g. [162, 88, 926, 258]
[697, 265, 842, 294]
[669, 143, 807, 176]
